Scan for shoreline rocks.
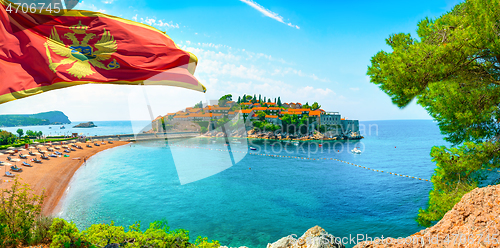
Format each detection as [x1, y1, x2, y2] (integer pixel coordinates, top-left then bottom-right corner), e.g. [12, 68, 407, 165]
[266, 226, 345, 248]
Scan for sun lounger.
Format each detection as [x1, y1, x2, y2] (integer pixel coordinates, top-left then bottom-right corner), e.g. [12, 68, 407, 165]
[41, 155, 49, 160]
[38, 149, 45, 154]
[87, 145, 92, 148]
[55, 151, 62, 155]
[77, 146, 83, 149]
[49, 154, 57, 158]
[64, 149, 71, 153]
[22, 161, 32, 167]
[11, 166, 22, 172]
[29, 151, 35, 156]
[5, 171, 15, 177]
[108, 141, 113, 144]
[19, 154, 27, 159]
[94, 143, 100, 146]
[70, 148, 76, 151]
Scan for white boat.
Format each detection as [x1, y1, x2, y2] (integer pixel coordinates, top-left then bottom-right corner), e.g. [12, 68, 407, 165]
[351, 148, 362, 154]
[250, 147, 257, 150]
[292, 142, 299, 146]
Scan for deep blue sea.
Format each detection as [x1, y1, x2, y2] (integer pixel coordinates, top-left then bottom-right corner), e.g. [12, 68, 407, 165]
[57, 120, 448, 248]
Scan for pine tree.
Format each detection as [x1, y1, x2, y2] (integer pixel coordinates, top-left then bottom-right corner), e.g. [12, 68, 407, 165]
[277, 97, 282, 107]
[259, 94, 262, 103]
[237, 96, 241, 104]
[263, 96, 266, 103]
[242, 94, 246, 103]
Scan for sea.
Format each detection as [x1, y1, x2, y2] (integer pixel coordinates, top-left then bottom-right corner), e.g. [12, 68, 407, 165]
[50, 120, 446, 248]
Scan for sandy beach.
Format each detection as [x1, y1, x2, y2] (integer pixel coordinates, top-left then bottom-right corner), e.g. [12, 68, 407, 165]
[0, 141, 129, 216]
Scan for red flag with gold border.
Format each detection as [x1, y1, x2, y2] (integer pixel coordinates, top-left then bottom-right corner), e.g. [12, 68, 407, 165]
[0, 0, 205, 104]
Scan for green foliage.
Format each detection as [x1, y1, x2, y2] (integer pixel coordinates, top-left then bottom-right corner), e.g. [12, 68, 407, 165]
[0, 111, 70, 127]
[417, 142, 498, 226]
[0, 183, 220, 247]
[367, 0, 500, 226]
[218, 94, 232, 107]
[311, 102, 321, 110]
[194, 101, 203, 108]
[256, 111, 266, 121]
[277, 97, 282, 107]
[25, 130, 43, 138]
[0, 179, 46, 247]
[49, 218, 90, 248]
[216, 117, 230, 128]
[0, 130, 16, 146]
[16, 128, 23, 138]
[237, 96, 241, 104]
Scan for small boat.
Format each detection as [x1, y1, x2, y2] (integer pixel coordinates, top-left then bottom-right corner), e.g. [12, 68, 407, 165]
[250, 147, 257, 150]
[60, 126, 65, 129]
[351, 148, 362, 154]
[292, 142, 299, 146]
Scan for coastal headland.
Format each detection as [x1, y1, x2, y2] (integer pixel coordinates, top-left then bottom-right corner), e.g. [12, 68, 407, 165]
[0, 141, 129, 215]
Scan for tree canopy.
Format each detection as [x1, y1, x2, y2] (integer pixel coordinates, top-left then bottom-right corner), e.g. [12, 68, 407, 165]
[367, 0, 500, 226]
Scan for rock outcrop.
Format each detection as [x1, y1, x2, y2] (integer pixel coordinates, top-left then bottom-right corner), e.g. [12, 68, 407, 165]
[354, 184, 500, 248]
[73, 121, 97, 128]
[267, 226, 345, 248]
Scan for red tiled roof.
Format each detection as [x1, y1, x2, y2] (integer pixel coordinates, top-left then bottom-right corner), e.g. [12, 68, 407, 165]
[267, 107, 280, 110]
[288, 108, 311, 112]
[309, 111, 321, 116]
[240, 102, 253, 105]
[253, 107, 267, 111]
[265, 115, 278, 119]
[240, 109, 253, 114]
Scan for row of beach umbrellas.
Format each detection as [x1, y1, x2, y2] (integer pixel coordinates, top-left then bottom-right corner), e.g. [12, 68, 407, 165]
[0, 138, 115, 178]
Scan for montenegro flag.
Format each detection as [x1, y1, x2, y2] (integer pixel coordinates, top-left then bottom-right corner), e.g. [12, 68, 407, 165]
[0, 0, 206, 105]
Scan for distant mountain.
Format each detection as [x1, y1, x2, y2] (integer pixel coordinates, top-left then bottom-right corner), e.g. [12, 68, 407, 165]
[0, 111, 71, 127]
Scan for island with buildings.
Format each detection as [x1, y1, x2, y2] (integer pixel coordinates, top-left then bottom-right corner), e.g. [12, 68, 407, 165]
[151, 94, 361, 141]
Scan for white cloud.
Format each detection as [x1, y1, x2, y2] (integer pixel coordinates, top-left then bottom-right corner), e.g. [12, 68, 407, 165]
[76, 1, 107, 13]
[139, 17, 180, 29]
[350, 87, 360, 91]
[102, 0, 115, 4]
[240, 0, 300, 29]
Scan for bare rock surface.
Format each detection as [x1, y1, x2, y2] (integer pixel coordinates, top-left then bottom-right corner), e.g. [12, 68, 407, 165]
[354, 184, 500, 248]
[266, 226, 345, 248]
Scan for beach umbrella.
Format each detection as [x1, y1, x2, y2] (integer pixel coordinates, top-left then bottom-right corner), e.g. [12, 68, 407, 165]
[37, 145, 44, 148]
[6, 150, 15, 154]
[18, 148, 26, 151]
[8, 147, 15, 150]
[3, 162, 12, 174]
[62, 145, 68, 148]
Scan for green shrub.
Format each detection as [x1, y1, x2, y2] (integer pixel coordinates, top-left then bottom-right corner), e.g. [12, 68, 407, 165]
[0, 179, 46, 246]
[49, 218, 91, 248]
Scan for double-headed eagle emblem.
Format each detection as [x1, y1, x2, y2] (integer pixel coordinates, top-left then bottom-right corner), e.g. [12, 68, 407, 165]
[44, 21, 120, 79]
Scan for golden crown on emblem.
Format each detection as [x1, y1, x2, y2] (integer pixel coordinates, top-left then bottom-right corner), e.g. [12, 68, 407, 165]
[69, 21, 89, 34]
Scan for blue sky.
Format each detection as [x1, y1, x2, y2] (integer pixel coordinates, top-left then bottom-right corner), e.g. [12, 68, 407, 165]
[0, 0, 461, 121]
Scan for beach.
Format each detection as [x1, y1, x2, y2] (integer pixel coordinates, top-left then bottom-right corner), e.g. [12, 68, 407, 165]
[0, 141, 129, 215]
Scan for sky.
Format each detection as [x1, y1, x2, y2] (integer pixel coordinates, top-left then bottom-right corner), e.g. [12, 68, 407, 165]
[0, 0, 462, 121]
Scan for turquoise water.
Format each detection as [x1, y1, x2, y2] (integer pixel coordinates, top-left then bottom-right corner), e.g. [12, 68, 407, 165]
[1, 120, 151, 137]
[59, 120, 448, 248]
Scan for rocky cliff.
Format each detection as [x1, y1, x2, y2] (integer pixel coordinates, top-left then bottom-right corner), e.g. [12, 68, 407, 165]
[353, 184, 500, 248]
[261, 185, 499, 248]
